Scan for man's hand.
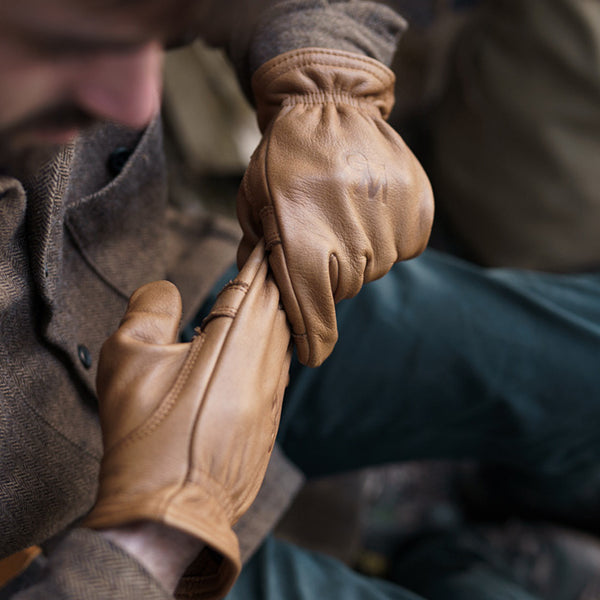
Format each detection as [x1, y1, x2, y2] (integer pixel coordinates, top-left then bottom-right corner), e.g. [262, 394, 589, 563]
[85, 243, 291, 599]
[237, 48, 434, 368]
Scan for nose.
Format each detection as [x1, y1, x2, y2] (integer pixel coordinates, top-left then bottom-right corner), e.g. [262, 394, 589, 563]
[72, 42, 163, 130]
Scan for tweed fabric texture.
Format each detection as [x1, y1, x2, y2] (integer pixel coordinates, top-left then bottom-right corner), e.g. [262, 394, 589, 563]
[1, 119, 168, 556]
[13, 530, 171, 600]
[228, 0, 406, 98]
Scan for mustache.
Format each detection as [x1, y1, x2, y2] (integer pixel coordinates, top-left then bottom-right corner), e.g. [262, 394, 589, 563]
[1, 105, 98, 139]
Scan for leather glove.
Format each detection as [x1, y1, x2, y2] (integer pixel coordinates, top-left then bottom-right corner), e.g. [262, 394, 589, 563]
[84, 243, 291, 599]
[237, 48, 434, 368]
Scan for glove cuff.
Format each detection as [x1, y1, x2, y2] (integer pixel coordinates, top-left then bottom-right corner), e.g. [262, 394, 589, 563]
[84, 487, 240, 600]
[252, 47, 395, 131]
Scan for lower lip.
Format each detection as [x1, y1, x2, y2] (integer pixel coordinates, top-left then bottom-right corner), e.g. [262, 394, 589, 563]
[28, 127, 81, 145]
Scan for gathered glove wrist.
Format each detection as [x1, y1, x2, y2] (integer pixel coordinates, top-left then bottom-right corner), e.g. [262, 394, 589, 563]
[237, 48, 434, 368]
[84, 243, 291, 599]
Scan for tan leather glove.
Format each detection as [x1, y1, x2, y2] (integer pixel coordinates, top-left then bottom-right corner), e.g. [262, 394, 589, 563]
[237, 48, 434, 368]
[84, 243, 291, 599]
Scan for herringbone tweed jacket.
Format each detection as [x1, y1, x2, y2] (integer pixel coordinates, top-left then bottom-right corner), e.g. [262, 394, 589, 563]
[0, 1, 404, 597]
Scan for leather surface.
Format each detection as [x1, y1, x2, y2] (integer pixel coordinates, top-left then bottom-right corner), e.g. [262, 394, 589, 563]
[84, 243, 291, 599]
[0, 547, 41, 588]
[238, 48, 434, 367]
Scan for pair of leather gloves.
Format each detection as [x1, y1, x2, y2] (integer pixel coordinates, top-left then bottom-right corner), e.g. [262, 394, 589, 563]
[85, 48, 433, 598]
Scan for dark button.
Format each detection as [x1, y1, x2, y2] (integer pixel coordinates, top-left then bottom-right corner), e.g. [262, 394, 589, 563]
[44, 264, 49, 278]
[77, 344, 92, 369]
[107, 147, 132, 178]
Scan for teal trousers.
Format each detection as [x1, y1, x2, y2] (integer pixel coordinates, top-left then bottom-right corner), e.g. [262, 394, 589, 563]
[198, 248, 600, 599]
[278, 249, 600, 479]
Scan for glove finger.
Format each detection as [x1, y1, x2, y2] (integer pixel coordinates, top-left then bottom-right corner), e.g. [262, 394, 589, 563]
[236, 162, 264, 269]
[269, 243, 337, 368]
[118, 280, 183, 346]
[237, 231, 259, 271]
[96, 281, 187, 451]
[190, 240, 291, 517]
[236, 132, 327, 365]
[205, 241, 266, 330]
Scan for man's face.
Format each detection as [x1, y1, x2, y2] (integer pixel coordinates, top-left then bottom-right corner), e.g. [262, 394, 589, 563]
[0, 0, 188, 174]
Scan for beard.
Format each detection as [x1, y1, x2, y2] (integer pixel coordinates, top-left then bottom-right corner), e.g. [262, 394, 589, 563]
[0, 104, 97, 180]
[0, 141, 63, 180]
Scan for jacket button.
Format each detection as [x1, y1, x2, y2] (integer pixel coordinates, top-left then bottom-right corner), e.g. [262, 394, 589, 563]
[77, 344, 92, 369]
[107, 147, 132, 177]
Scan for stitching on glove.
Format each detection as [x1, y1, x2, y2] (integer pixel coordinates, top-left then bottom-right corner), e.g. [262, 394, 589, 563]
[107, 333, 207, 452]
[291, 331, 308, 341]
[222, 281, 249, 293]
[258, 205, 276, 221]
[264, 235, 281, 252]
[200, 306, 239, 328]
[258, 206, 282, 250]
[215, 281, 249, 299]
[256, 48, 393, 87]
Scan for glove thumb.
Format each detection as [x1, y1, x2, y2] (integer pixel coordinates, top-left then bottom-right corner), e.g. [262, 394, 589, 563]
[96, 281, 186, 443]
[118, 280, 183, 346]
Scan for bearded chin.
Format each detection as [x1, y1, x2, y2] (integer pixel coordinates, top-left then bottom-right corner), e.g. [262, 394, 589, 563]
[0, 105, 93, 180]
[0, 139, 64, 181]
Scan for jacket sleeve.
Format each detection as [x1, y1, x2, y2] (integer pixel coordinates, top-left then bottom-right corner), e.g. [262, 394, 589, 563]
[13, 529, 171, 600]
[201, 0, 407, 98]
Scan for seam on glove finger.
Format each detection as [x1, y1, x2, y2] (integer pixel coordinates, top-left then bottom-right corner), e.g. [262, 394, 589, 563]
[291, 331, 308, 341]
[186, 260, 284, 514]
[263, 241, 308, 342]
[219, 281, 250, 294]
[200, 306, 239, 328]
[202, 281, 250, 326]
[259, 134, 311, 360]
[258, 206, 282, 251]
[257, 156, 307, 337]
[264, 237, 282, 252]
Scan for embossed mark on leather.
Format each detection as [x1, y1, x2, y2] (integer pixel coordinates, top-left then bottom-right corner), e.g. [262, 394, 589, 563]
[345, 152, 387, 203]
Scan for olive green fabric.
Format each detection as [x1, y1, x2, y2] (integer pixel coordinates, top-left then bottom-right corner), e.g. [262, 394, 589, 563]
[433, 0, 600, 271]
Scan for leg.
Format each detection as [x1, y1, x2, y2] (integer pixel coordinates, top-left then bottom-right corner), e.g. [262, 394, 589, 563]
[226, 536, 422, 600]
[389, 531, 543, 600]
[278, 249, 600, 478]
[226, 535, 542, 600]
